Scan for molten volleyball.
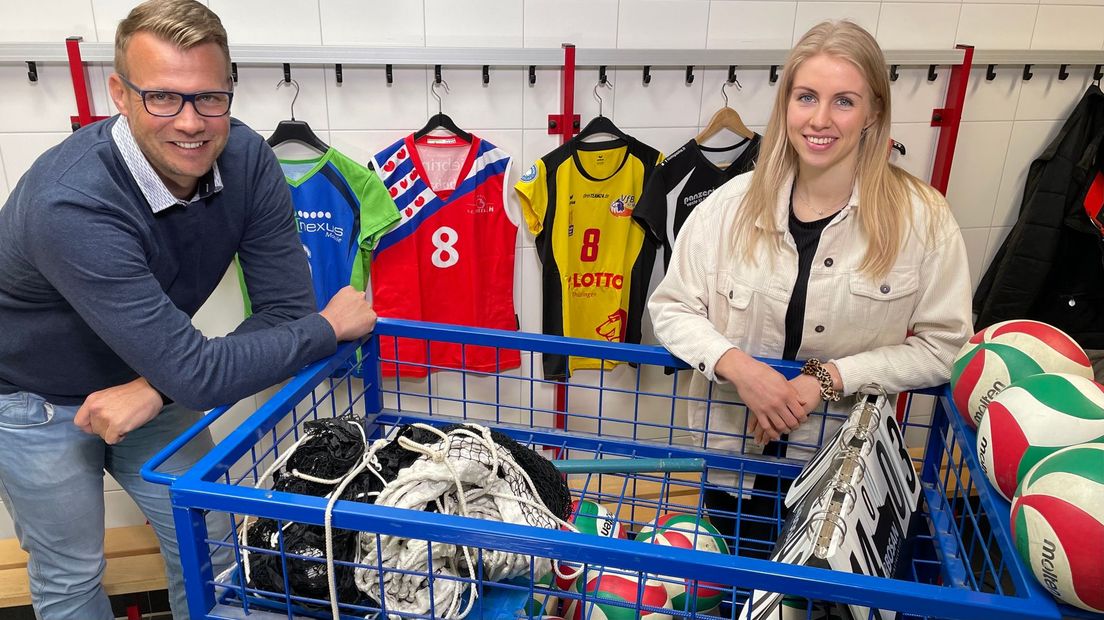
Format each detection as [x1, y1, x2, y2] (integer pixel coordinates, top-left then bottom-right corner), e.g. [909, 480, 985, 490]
[976, 372, 1104, 500]
[635, 513, 730, 612]
[563, 569, 673, 620]
[1011, 444, 1104, 613]
[951, 320, 1092, 429]
[555, 500, 626, 590]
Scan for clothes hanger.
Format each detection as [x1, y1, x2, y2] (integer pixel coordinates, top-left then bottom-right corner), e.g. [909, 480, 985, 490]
[413, 80, 472, 143]
[696, 78, 755, 143]
[576, 79, 629, 142]
[266, 78, 330, 154]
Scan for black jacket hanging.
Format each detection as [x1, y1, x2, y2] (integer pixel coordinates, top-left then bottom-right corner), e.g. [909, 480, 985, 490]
[974, 84, 1104, 348]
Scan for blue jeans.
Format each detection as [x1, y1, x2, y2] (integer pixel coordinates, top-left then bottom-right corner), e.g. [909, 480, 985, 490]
[0, 391, 232, 620]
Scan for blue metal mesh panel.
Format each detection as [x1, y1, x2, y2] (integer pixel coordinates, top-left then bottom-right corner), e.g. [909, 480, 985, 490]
[153, 319, 1068, 620]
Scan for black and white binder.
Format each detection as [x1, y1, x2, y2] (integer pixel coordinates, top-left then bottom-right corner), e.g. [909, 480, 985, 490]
[740, 385, 922, 620]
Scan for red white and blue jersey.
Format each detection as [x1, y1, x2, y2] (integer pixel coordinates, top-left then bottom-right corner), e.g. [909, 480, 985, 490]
[371, 134, 520, 377]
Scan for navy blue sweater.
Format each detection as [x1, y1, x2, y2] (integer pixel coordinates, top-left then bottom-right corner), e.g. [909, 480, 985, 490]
[0, 116, 336, 409]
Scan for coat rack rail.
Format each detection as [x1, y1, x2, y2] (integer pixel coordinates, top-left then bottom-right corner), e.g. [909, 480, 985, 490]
[1, 43, 1101, 71]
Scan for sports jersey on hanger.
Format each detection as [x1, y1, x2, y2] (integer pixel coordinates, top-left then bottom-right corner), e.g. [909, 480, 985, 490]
[634, 136, 760, 271]
[516, 137, 663, 380]
[371, 133, 520, 378]
[240, 148, 398, 317]
[274, 149, 399, 308]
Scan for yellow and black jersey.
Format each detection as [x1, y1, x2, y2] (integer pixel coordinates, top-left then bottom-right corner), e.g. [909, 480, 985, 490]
[516, 137, 663, 379]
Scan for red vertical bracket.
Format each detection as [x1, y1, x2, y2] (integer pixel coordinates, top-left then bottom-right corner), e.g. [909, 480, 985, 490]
[929, 44, 974, 195]
[548, 43, 579, 141]
[66, 36, 108, 131]
[550, 44, 579, 438]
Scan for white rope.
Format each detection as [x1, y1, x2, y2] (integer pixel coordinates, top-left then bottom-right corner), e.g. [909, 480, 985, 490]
[236, 419, 367, 607]
[353, 423, 569, 619]
[239, 430, 314, 584]
[234, 420, 569, 620]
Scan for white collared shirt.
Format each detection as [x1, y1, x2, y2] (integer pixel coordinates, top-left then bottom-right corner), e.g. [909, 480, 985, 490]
[111, 115, 223, 213]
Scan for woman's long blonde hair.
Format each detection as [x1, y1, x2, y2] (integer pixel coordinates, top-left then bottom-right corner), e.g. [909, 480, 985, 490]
[731, 20, 941, 280]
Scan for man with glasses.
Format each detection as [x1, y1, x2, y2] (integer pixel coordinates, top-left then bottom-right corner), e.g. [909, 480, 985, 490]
[0, 1, 377, 618]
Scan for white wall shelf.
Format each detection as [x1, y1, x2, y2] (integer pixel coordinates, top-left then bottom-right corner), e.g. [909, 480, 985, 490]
[0, 42, 977, 68]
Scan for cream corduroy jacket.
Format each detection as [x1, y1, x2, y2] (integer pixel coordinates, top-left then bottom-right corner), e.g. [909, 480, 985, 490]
[648, 171, 973, 479]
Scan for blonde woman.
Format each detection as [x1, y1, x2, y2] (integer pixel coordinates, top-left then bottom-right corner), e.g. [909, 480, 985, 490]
[649, 21, 972, 554]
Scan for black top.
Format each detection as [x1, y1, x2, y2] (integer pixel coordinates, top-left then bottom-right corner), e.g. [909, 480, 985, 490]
[783, 204, 834, 360]
[634, 136, 760, 270]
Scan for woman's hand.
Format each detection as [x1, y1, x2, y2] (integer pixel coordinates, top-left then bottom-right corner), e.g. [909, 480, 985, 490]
[789, 373, 825, 416]
[715, 348, 808, 444]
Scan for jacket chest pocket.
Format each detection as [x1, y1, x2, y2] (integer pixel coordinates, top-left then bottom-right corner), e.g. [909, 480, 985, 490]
[715, 277, 755, 343]
[844, 270, 920, 334]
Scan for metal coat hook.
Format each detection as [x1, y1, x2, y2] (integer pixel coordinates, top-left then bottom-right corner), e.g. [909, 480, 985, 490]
[431, 79, 449, 115]
[26, 61, 37, 83]
[282, 63, 291, 83]
[724, 69, 742, 94]
[386, 64, 393, 86]
[335, 63, 343, 85]
[927, 65, 938, 82]
[1058, 64, 1069, 81]
[434, 64, 442, 85]
[593, 78, 613, 116]
[642, 65, 651, 86]
[891, 139, 906, 156]
[599, 66, 608, 86]
[1023, 64, 1033, 81]
[770, 65, 779, 84]
[528, 65, 536, 86]
[1095, 65, 1103, 84]
[686, 65, 694, 85]
[721, 79, 740, 107]
[889, 65, 899, 82]
[275, 78, 300, 120]
[986, 64, 997, 81]
[482, 65, 490, 86]
[231, 62, 238, 84]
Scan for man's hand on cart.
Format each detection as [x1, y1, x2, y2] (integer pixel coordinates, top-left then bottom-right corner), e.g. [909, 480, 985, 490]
[716, 348, 807, 444]
[74, 377, 164, 444]
[319, 285, 378, 342]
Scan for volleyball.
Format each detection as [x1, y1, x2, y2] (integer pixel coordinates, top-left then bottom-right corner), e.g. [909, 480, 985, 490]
[976, 372, 1104, 500]
[555, 500, 626, 590]
[951, 320, 1093, 429]
[563, 569, 673, 620]
[568, 499, 625, 539]
[973, 320, 1092, 374]
[1011, 444, 1104, 612]
[522, 568, 560, 618]
[635, 513, 730, 612]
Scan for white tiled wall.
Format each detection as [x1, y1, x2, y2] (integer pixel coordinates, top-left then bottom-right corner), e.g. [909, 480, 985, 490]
[1, 0, 1101, 535]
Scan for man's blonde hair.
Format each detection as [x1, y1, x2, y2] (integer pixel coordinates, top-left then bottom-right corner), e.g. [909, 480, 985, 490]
[114, 0, 230, 79]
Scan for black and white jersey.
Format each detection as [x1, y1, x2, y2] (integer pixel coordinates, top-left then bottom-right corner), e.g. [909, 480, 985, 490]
[634, 136, 760, 270]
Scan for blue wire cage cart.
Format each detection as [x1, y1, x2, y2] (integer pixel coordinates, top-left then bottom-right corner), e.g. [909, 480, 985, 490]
[143, 319, 1078, 620]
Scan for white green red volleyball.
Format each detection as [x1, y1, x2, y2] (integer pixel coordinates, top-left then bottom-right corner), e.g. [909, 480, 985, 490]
[563, 569, 673, 620]
[568, 500, 625, 539]
[522, 567, 560, 618]
[951, 321, 1093, 429]
[1011, 444, 1104, 613]
[976, 372, 1104, 500]
[972, 321, 1092, 374]
[555, 500, 626, 590]
[635, 513, 730, 612]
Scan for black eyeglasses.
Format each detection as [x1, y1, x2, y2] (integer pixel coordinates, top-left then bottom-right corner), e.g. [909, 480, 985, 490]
[118, 74, 233, 118]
